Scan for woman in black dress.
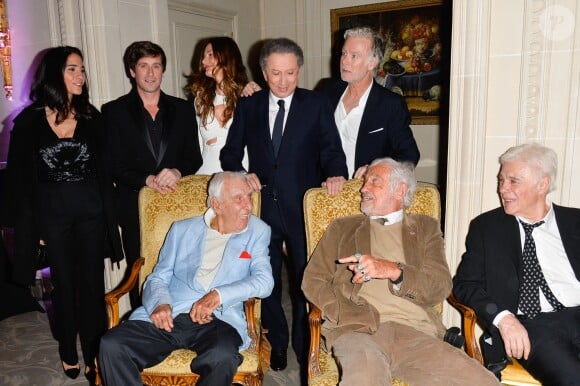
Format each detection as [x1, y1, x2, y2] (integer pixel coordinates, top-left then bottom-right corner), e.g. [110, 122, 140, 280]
[5, 46, 122, 384]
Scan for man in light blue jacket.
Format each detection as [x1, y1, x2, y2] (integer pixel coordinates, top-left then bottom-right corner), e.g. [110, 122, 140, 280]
[100, 171, 274, 386]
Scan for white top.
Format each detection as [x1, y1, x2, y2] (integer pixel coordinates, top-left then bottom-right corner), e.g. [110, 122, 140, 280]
[195, 94, 247, 175]
[334, 82, 372, 177]
[196, 208, 232, 290]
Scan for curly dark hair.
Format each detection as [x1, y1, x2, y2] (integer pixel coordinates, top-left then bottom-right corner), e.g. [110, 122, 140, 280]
[30, 46, 95, 124]
[184, 37, 249, 127]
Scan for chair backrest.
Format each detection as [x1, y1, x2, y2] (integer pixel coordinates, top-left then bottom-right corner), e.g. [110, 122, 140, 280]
[303, 179, 441, 257]
[138, 174, 261, 289]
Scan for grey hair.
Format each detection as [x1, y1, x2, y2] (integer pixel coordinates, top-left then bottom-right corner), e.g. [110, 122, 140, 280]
[368, 157, 417, 207]
[499, 143, 557, 192]
[343, 26, 383, 74]
[259, 38, 304, 70]
[207, 171, 248, 207]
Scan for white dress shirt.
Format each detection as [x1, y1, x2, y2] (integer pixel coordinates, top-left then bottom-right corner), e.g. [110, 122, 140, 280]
[334, 82, 372, 177]
[268, 92, 294, 137]
[370, 209, 404, 225]
[493, 202, 580, 326]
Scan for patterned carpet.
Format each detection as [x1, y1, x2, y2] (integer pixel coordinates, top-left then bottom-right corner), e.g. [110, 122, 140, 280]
[0, 278, 301, 386]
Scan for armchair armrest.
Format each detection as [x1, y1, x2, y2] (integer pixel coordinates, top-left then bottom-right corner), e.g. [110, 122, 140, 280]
[244, 298, 259, 353]
[307, 303, 324, 378]
[104, 257, 145, 329]
[447, 294, 484, 365]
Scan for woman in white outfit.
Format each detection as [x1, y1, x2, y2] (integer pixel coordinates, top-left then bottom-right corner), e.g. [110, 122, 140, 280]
[186, 37, 259, 174]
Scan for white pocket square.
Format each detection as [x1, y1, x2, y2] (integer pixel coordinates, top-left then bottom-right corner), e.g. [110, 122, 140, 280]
[368, 128, 384, 134]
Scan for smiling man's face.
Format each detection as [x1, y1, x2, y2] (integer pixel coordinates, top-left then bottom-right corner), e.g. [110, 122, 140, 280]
[262, 52, 300, 99]
[212, 177, 253, 234]
[498, 160, 549, 221]
[130, 55, 164, 96]
[360, 164, 406, 216]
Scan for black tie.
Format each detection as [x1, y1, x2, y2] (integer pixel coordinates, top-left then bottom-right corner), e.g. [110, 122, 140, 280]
[272, 99, 285, 157]
[373, 217, 388, 225]
[518, 220, 565, 319]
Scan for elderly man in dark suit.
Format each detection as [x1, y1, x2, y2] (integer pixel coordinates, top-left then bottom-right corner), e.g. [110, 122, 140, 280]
[324, 26, 420, 178]
[220, 38, 347, 373]
[103, 41, 202, 308]
[454, 143, 580, 384]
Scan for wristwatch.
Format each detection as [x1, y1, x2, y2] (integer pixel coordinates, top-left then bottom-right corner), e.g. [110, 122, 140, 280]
[390, 262, 404, 285]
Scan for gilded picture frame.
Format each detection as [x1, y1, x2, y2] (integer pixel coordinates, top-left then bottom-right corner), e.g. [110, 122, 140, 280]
[331, 0, 446, 125]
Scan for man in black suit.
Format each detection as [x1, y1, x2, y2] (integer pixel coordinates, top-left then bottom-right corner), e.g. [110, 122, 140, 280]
[220, 38, 348, 372]
[453, 143, 580, 384]
[103, 41, 202, 308]
[325, 26, 420, 178]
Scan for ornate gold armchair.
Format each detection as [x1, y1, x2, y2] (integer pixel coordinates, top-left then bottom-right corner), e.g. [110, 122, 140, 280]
[303, 179, 441, 386]
[102, 174, 270, 386]
[447, 295, 541, 385]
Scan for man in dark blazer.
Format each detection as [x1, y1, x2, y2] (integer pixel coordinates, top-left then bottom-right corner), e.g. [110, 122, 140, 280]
[453, 143, 580, 384]
[103, 41, 202, 308]
[325, 26, 419, 178]
[220, 38, 348, 373]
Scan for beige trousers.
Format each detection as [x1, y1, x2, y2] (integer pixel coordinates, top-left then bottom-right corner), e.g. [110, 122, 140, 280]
[331, 321, 500, 386]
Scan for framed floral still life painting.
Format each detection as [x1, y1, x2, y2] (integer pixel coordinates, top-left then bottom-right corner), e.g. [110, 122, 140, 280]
[331, 0, 446, 125]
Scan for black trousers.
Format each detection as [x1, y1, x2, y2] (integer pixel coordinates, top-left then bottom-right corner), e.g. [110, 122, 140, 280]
[519, 306, 580, 386]
[99, 314, 243, 386]
[118, 189, 141, 310]
[40, 182, 106, 366]
[259, 194, 308, 364]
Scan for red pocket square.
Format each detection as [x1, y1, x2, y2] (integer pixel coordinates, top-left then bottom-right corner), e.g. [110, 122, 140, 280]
[240, 251, 251, 259]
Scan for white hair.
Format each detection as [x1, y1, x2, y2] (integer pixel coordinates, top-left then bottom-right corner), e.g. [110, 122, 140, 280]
[499, 143, 557, 192]
[207, 171, 248, 207]
[343, 26, 383, 73]
[368, 157, 417, 207]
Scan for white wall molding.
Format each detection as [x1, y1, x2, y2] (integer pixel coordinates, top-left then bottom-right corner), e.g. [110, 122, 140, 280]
[168, 0, 236, 20]
[52, 0, 82, 47]
[443, 0, 492, 326]
[47, 0, 63, 46]
[517, 0, 551, 141]
[78, 0, 112, 107]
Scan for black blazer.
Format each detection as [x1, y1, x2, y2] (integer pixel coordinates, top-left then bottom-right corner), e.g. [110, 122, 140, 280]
[220, 88, 347, 229]
[102, 90, 202, 224]
[453, 205, 580, 359]
[4, 103, 123, 284]
[324, 79, 420, 173]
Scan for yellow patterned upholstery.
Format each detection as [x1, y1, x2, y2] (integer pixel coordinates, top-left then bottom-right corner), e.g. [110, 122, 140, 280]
[500, 360, 541, 385]
[103, 174, 270, 386]
[138, 174, 213, 289]
[303, 179, 441, 386]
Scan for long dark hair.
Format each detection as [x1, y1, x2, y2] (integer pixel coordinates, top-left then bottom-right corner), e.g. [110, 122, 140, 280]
[185, 37, 249, 127]
[30, 46, 94, 124]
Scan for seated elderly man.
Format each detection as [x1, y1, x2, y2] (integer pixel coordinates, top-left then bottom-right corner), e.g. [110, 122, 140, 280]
[454, 143, 580, 383]
[99, 171, 274, 386]
[302, 158, 499, 385]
